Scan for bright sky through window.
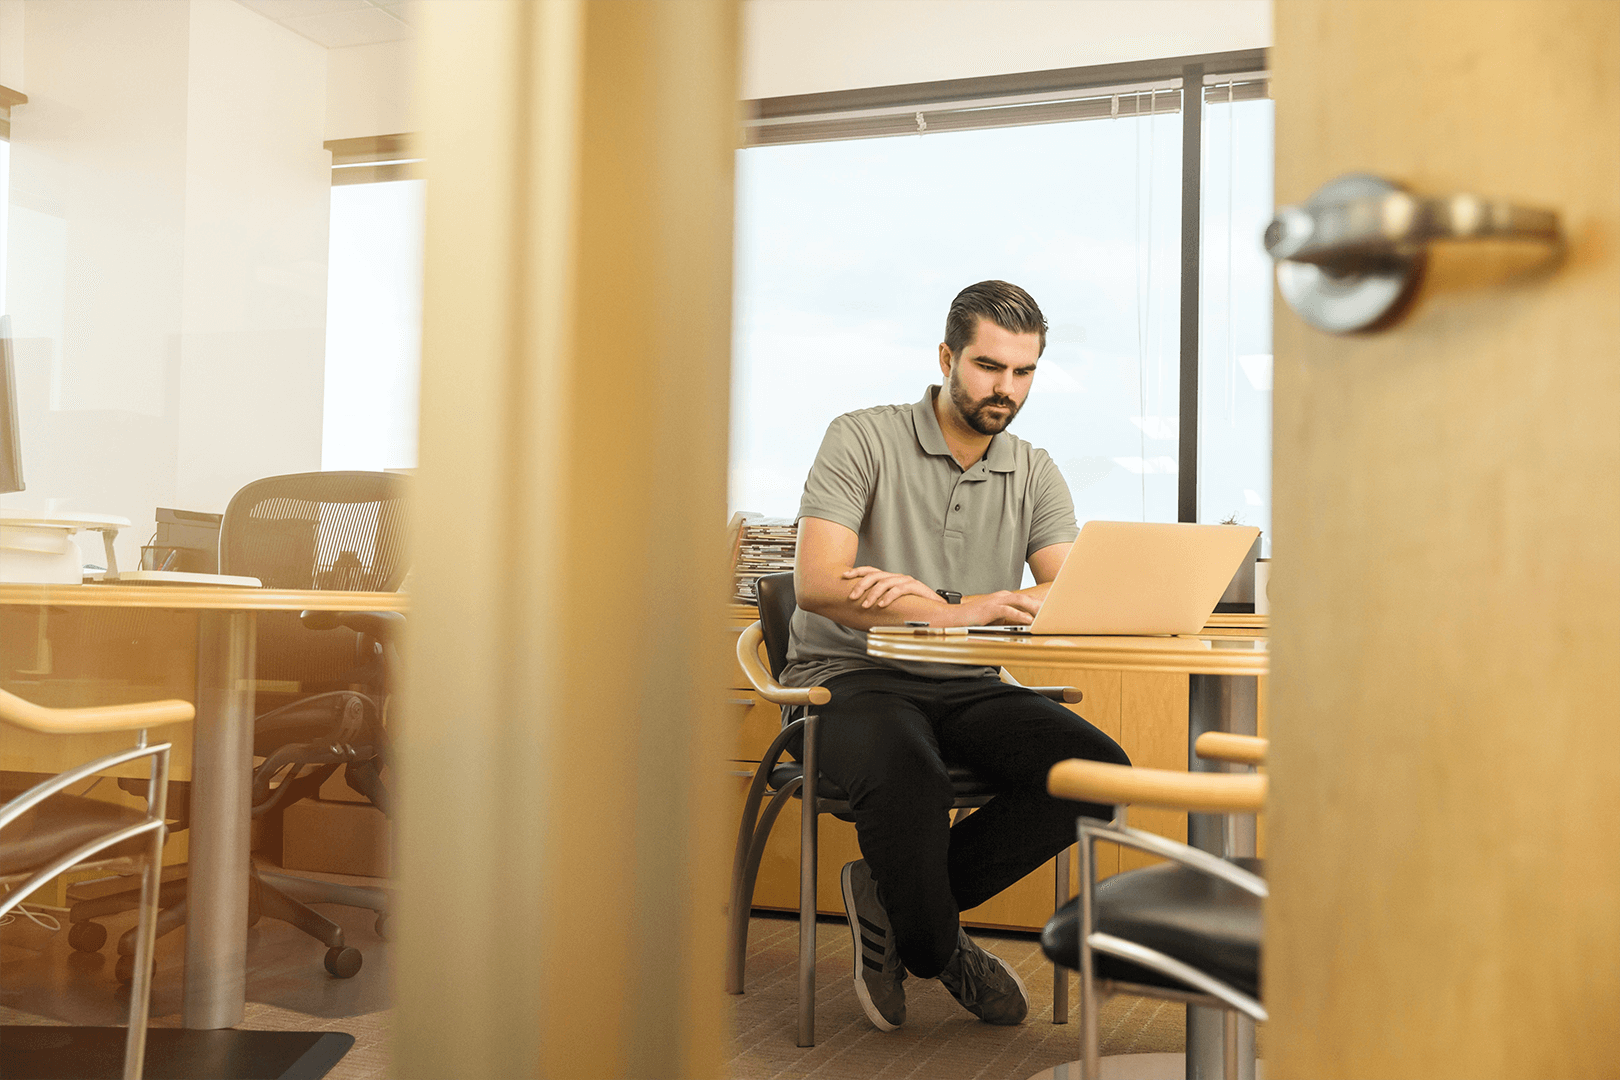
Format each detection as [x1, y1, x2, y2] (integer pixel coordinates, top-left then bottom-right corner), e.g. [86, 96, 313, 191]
[322, 179, 424, 472]
[732, 111, 1188, 526]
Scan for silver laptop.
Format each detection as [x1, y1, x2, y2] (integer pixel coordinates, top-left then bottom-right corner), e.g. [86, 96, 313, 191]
[1007, 520, 1260, 636]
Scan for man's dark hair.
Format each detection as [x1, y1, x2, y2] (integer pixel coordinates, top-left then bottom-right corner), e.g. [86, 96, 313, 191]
[944, 280, 1048, 358]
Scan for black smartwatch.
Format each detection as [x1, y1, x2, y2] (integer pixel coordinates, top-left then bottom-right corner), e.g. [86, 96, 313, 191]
[936, 589, 962, 604]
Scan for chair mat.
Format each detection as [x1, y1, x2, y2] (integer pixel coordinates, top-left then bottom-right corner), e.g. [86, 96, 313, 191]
[0, 1026, 353, 1080]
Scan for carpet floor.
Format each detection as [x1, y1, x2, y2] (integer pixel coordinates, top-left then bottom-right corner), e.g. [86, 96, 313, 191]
[728, 912, 1185, 1080]
[6, 897, 1189, 1080]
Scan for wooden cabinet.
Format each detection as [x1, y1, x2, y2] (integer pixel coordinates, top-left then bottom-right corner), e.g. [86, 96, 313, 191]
[724, 609, 1214, 931]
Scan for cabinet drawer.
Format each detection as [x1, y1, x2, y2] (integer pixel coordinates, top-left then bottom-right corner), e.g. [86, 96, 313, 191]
[726, 620, 766, 691]
[724, 690, 785, 763]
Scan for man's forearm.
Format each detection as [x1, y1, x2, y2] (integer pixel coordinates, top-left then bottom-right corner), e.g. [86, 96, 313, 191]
[799, 587, 957, 631]
[802, 580, 1043, 630]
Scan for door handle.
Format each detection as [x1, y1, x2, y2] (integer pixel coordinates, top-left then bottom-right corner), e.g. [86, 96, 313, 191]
[1265, 173, 1562, 333]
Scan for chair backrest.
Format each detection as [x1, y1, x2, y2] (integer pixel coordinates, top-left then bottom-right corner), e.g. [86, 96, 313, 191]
[219, 471, 410, 590]
[754, 572, 796, 681]
[219, 471, 410, 712]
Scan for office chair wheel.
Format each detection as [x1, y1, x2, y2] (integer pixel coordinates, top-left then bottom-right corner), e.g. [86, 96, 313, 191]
[69, 920, 108, 953]
[324, 946, 363, 979]
[373, 913, 389, 940]
[115, 953, 136, 984]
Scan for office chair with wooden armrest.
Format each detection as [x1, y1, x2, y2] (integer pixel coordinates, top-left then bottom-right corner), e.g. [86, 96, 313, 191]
[1041, 750, 1267, 1080]
[726, 571, 1085, 1047]
[0, 687, 193, 1080]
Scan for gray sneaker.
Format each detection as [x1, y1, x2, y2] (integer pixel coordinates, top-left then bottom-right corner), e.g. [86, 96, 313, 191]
[938, 927, 1029, 1025]
[840, 859, 906, 1031]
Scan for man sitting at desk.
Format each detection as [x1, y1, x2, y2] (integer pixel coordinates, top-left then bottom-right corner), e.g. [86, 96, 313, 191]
[782, 280, 1130, 1031]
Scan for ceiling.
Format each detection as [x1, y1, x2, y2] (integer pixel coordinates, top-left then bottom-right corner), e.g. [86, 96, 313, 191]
[233, 0, 414, 49]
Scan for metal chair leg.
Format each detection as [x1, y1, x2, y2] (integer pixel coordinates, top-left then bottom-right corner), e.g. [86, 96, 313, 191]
[122, 746, 170, 1080]
[727, 780, 799, 994]
[726, 719, 808, 995]
[797, 712, 820, 1048]
[727, 758, 774, 993]
[1053, 844, 1070, 1024]
[260, 868, 388, 914]
[121, 836, 162, 1080]
[1079, 829, 1100, 1080]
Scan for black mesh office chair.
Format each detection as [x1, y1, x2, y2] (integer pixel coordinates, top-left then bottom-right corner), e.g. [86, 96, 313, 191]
[726, 572, 1082, 1046]
[67, 471, 408, 980]
[1041, 735, 1267, 1080]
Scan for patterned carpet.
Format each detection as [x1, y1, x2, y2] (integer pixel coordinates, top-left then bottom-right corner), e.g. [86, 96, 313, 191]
[6, 900, 1187, 1079]
[728, 912, 1185, 1080]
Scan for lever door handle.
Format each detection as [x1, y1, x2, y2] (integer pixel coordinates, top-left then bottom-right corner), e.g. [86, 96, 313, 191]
[1265, 173, 1562, 333]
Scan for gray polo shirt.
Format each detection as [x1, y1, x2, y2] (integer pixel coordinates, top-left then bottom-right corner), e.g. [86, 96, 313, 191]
[781, 385, 1079, 688]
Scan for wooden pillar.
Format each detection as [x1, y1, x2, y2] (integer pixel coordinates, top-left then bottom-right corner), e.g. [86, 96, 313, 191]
[394, 2, 738, 1076]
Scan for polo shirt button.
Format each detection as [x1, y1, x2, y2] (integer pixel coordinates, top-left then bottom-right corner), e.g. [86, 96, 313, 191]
[954, 504, 961, 511]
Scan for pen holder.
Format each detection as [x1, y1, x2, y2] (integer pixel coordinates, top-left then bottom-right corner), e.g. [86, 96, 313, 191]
[141, 545, 182, 572]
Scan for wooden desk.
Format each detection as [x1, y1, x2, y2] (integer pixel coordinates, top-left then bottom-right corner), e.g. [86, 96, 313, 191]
[866, 626, 1267, 676]
[866, 624, 1267, 1080]
[724, 609, 1267, 926]
[0, 582, 408, 1031]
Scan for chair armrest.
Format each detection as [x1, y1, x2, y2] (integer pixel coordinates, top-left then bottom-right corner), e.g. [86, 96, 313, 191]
[0, 687, 194, 735]
[735, 623, 829, 708]
[997, 667, 1082, 703]
[301, 609, 405, 643]
[1194, 732, 1268, 765]
[1047, 758, 1266, 814]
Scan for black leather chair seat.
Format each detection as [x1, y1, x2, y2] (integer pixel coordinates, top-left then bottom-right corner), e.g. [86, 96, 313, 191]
[1042, 857, 1263, 999]
[767, 762, 1003, 802]
[0, 795, 150, 877]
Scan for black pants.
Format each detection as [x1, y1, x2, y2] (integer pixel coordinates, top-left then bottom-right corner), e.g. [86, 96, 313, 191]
[808, 668, 1130, 979]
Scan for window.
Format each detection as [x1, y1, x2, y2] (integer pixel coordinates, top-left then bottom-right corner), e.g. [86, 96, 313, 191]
[730, 54, 1274, 544]
[1198, 87, 1274, 548]
[321, 135, 423, 472]
[0, 84, 17, 316]
[0, 134, 9, 315]
[733, 97, 1183, 525]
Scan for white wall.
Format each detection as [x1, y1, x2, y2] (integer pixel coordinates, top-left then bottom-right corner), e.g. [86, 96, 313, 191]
[321, 0, 1273, 138]
[0, 0, 23, 88]
[2, 0, 329, 572]
[740, 0, 1272, 99]
[325, 38, 412, 141]
[176, 0, 330, 511]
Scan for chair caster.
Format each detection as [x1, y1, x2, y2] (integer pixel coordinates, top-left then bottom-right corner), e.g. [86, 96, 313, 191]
[373, 913, 389, 940]
[69, 920, 108, 953]
[324, 946, 363, 978]
[115, 953, 136, 984]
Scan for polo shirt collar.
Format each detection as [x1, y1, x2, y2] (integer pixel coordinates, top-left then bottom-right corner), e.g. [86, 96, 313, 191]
[913, 385, 1017, 474]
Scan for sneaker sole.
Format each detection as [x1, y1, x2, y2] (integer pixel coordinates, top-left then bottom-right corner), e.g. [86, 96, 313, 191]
[841, 862, 900, 1033]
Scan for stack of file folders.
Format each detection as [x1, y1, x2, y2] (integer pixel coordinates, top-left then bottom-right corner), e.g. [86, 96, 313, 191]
[732, 519, 797, 604]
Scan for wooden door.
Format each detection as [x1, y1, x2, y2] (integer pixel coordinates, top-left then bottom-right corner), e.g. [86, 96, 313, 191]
[1267, 3, 1619, 1077]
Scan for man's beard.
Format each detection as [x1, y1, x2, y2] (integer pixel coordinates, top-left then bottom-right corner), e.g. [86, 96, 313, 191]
[948, 370, 1022, 436]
